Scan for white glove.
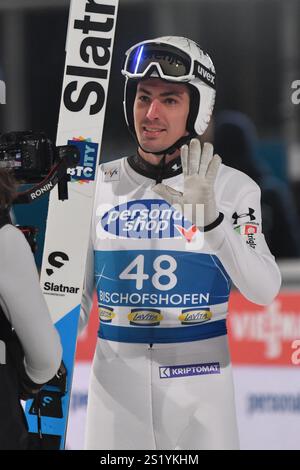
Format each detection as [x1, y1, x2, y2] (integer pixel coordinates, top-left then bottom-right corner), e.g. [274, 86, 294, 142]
[153, 139, 222, 229]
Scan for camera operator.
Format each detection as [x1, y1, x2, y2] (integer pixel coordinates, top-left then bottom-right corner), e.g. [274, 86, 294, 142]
[0, 168, 62, 450]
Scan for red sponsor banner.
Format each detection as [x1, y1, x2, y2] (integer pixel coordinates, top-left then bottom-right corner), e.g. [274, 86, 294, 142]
[76, 293, 98, 361]
[76, 292, 300, 367]
[228, 291, 300, 366]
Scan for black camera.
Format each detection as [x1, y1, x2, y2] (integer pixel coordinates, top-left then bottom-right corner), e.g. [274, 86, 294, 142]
[0, 131, 54, 182]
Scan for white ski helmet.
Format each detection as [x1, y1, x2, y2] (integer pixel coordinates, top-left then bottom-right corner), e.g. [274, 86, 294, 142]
[122, 36, 216, 153]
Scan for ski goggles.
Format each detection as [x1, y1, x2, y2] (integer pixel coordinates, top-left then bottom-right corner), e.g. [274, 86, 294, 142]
[122, 42, 216, 89]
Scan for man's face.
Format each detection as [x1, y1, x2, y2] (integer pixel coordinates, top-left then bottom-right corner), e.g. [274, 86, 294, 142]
[133, 78, 190, 154]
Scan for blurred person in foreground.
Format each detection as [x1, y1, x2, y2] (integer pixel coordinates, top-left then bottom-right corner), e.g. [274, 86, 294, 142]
[0, 168, 62, 450]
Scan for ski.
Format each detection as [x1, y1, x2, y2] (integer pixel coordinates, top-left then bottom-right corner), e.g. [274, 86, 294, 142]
[25, 0, 119, 450]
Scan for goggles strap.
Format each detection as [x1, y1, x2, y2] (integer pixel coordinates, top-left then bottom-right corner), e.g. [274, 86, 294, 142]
[193, 61, 216, 89]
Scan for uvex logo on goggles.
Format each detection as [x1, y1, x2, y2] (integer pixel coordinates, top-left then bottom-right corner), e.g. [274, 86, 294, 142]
[195, 63, 216, 87]
[123, 43, 216, 89]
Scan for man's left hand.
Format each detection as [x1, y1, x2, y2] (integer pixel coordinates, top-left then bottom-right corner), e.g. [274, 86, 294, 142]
[152, 139, 221, 228]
